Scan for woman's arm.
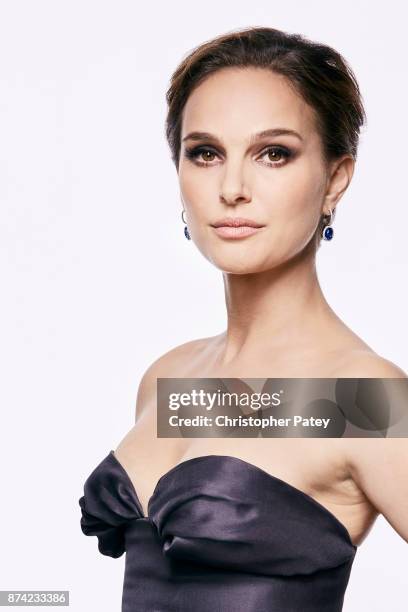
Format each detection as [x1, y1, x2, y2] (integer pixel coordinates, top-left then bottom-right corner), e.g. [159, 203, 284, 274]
[343, 355, 408, 543]
[346, 437, 408, 543]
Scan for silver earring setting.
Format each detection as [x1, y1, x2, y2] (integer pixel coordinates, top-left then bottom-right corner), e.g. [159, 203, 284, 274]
[321, 208, 335, 241]
[182, 209, 191, 240]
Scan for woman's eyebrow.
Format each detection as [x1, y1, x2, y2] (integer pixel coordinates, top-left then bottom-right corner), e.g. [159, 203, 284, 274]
[182, 128, 304, 144]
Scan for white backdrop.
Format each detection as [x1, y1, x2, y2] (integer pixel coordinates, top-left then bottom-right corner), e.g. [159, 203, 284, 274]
[0, 1, 407, 610]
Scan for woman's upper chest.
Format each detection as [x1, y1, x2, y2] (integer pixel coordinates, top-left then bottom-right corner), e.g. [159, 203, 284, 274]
[116, 345, 379, 546]
[116, 410, 377, 547]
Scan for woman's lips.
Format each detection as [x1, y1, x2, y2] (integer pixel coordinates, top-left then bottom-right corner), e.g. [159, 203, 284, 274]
[211, 225, 265, 239]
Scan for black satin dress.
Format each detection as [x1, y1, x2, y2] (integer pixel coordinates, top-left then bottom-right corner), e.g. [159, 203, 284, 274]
[79, 451, 357, 611]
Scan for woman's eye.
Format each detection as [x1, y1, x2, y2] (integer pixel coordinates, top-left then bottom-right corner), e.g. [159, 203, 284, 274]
[184, 146, 219, 165]
[184, 145, 292, 167]
[199, 149, 217, 163]
[259, 147, 291, 166]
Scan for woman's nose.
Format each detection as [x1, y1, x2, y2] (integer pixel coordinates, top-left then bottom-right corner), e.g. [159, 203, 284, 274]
[219, 161, 252, 205]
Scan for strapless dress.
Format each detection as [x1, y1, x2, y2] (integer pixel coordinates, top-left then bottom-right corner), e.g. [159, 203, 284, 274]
[78, 451, 357, 611]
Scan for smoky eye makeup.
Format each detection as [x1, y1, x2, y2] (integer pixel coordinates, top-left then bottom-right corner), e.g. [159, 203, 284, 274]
[183, 143, 296, 167]
[184, 145, 220, 164]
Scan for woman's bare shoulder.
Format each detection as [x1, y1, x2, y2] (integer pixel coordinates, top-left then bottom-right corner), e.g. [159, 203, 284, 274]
[141, 334, 218, 377]
[334, 348, 407, 378]
[134, 335, 219, 420]
[331, 348, 408, 543]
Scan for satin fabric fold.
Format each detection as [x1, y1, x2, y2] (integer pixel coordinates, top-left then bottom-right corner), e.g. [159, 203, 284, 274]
[79, 451, 357, 611]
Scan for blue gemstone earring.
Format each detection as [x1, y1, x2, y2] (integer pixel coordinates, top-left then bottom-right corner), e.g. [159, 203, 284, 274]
[181, 209, 191, 240]
[321, 208, 335, 241]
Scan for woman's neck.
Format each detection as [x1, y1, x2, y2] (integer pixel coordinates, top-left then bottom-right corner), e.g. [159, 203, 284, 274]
[219, 252, 339, 366]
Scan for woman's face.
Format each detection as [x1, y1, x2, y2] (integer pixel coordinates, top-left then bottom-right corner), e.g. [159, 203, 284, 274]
[178, 67, 338, 273]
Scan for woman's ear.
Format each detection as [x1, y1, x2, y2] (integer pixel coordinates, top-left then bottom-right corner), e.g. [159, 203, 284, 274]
[323, 155, 355, 213]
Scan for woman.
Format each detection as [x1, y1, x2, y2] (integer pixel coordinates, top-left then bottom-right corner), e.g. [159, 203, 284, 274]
[79, 26, 408, 611]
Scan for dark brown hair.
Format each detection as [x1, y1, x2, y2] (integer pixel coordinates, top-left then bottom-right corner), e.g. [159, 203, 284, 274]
[165, 26, 367, 244]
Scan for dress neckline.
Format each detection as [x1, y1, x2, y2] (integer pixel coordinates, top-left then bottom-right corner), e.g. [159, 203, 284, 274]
[108, 450, 357, 550]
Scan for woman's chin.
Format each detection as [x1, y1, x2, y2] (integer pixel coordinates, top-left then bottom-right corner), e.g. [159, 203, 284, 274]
[206, 254, 272, 275]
